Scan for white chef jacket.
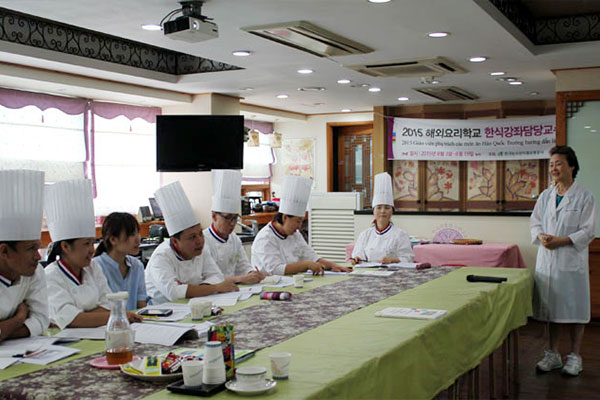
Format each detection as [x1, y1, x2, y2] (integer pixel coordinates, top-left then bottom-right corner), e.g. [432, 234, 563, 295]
[352, 223, 414, 263]
[145, 240, 225, 305]
[251, 222, 320, 276]
[0, 264, 49, 337]
[529, 182, 598, 323]
[45, 259, 112, 330]
[203, 225, 253, 277]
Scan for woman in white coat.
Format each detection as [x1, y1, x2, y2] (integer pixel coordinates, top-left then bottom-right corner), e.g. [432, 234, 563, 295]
[351, 172, 413, 265]
[529, 145, 597, 376]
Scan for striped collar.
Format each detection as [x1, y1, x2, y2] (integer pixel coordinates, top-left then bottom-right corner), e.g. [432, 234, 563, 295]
[57, 259, 82, 286]
[0, 273, 14, 287]
[169, 240, 185, 261]
[374, 221, 393, 236]
[208, 224, 228, 244]
[268, 222, 287, 240]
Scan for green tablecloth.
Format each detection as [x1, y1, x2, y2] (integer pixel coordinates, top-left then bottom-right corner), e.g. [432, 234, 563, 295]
[146, 267, 533, 399]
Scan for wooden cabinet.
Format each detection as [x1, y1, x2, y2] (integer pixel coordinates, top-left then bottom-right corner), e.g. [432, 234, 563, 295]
[590, 238, 600, 319]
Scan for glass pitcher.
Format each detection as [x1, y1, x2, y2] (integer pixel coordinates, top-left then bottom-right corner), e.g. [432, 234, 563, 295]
[105, 291, 134, 365]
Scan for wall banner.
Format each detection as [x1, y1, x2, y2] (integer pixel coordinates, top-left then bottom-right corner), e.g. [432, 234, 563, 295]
[388, 115, 556, 161]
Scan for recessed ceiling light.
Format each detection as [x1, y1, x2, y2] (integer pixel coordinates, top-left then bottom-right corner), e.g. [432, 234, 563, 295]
[232, 50, 252, 56]
[367, 0, 391, 3]
[509, 81, 523, 85]
[360, 84, 370, 88]
[341, 108, 352, 112]
[368, 87, 381, 92]
[427, 32, 449, 38]
[276, 94, 289, 99]
[591, 129, 597, 133]
[490, 72, 505, 76]
[469, 56, 487, 63]
[584, 125, 591, 129]
[503, 77, 518, 82]
[297, 69, 314, 74]
[398, 97, 409, 101]
[431, 79, 440, 84]
[337, 79, 351, 84]
[141, 24, 162, 31]
[529, 91, 539, 96]
[239, 87, 254, 91]
[297, 87, 326, 92]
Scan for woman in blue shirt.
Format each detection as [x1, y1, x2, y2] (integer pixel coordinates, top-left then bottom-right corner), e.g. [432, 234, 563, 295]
[93, 212, 148, 311]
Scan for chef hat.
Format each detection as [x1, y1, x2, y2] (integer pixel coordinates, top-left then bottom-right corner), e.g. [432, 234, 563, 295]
[279, 175, 313, 217]
[372, 172, 394, 208]
[44, 179, 96, 242]
[0, 169, 45, 241]
[211, 169, 242, 214]
[154, 181, 199, 236]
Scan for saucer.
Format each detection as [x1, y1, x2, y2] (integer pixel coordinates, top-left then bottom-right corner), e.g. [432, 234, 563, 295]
[225, 379, 277, 396]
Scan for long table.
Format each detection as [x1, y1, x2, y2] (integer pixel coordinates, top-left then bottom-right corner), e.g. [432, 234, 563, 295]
[0, 267, 533, 399]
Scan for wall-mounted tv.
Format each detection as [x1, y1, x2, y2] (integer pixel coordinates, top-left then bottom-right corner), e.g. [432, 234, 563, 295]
[156, 115, 244, 172]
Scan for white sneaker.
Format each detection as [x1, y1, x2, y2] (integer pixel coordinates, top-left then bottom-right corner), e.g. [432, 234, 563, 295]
[562, 353, 583, 376]
[536, 350, 563, 372]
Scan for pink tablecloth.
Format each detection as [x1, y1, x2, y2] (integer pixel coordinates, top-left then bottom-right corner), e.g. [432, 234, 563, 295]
[413, 243, 526, 268]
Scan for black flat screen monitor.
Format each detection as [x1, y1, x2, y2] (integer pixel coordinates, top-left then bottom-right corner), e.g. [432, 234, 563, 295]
[148, 197, 163, 219]
[156, 115, 244, 171]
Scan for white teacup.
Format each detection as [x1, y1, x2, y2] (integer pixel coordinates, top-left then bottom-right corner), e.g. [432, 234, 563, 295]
[182, 359, 203, 387]
[293, 274, 304, 288]
[236, 366, 267, 388]
[269, 352, 292, 380]
[189, 298, 212, 320]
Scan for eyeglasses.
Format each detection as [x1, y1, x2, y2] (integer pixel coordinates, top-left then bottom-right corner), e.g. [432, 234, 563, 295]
[217, 213, 240, 222]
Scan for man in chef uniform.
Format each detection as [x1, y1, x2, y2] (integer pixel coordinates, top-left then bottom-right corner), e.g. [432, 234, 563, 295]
[252, 175, 352, 275]
[0, 169, 49, 342]
[145, 181, 238, 304]
[203, 170, 266, 284]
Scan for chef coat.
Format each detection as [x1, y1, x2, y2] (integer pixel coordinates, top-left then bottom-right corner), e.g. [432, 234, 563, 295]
[251, 222, 320, 275]
[93, 253, 148, 311]
[352, 223, 414, 263]
[203, 225, 253, 277]
[145, 240, 225, 304]
[45, 259, 112, 329]
[529, 182, 598, 323]
[0, 264, 49, 337]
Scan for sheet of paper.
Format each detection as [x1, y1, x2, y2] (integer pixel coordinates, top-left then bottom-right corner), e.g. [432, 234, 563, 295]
[131, 322, 198, 346]
[19, 345, 81, 366]
[138, 305, 191, 322]
[237, 285, 263, 301]
[261, 276, 294, 288]
[324, 271, 350, 275]
[385, 262, 422, 269]
[374, 307, 447, 320]
[0, 336, 59, 357]
[355, 262, 383, 268]
[349, 270, 395, 277]
[199, 291, 242, 306]
[0, 357, 20, 369]
[54, 327, 106, 340]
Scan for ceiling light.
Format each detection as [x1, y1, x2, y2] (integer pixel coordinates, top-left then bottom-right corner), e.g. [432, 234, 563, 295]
[297, 69, 313, 74]
[142, 24, 162, 31]
[469, 56, 487, 63]
[427, 32, 449, 38]
[502, 77, 518, 82]
[276, 94, 289, 99]
[368, 87, 381, 92]
[529, 91, 539, 96]
[584, 125, 591, 129]
[431, 79, 440, 84]
[232, 50, 251, 56]
[509, 81, 523, 85]
[591, 129, 597, 133]
[297, 87, 326, 92]
[490, 72, 505, 76]
[367, 0, 392, 3]
[341, 108, 352, 112]
[337, 79, 351, 84]
[360, 84, 370, 87]
[398, 97, 409, 101]
[240, 87, 254, 91]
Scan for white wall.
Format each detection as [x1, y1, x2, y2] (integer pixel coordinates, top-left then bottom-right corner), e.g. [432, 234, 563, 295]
[355, 213, 536, 269]
[271, 112, 373, 198]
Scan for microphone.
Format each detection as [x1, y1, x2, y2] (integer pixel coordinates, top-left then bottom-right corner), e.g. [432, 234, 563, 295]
[466, 274, 507, 283]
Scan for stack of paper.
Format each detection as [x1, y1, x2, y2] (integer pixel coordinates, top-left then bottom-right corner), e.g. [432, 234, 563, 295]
[349, 270, 395, 278]
[0, 336, 80, 369]
[375, 307, 447, 320]
[130, 322, 199, 346]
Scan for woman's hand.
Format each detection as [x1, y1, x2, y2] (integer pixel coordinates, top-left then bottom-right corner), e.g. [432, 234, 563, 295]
[126, 311, 143, 323]
[381, 256, 400, 264]
[332, 265, 353, 273]
[305, 261, 325, 276]
[238, 270, 267, 284]
[540, 234, 571, 250]
[350, 257, 361, 265]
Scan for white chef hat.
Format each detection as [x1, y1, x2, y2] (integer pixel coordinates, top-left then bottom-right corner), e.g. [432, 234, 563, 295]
[211, 169, 242, 214]
[279, 175, 313, 217]
[372, 172, 394, 208]
[0, 169, 45, 241]
[44, 179, 96, 242]
[154, 181, 199, 236]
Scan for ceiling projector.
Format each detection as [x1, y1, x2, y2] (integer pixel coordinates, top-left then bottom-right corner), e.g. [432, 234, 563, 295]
[163, 1, 218, 42]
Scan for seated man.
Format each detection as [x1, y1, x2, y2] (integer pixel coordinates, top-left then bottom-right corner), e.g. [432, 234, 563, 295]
[0, 170, 49, 342]
[203, 170, 265, 284]
[145, 181, 238, 304]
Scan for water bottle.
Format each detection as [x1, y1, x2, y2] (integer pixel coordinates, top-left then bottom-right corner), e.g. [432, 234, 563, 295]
[105, 291, 134, 365]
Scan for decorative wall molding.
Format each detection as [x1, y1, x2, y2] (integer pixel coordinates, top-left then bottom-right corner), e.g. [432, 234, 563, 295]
[489, 0, 600, 45]
[566, 101, 584, 119]
[0, 7, 241, 76]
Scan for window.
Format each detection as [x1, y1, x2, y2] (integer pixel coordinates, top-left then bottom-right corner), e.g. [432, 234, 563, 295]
[242, 130, 275, 184]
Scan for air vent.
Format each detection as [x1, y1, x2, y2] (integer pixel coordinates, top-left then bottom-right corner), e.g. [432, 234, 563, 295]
[414, 86, 479, 102]
[346, 57, 467, 78]
[242, 21, 373, 57]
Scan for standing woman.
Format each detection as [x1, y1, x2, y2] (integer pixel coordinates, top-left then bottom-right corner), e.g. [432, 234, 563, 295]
[530, 145, 597, 376]
[44, 180, 141, 329]
[351, 172, 413, 264]
[252, 175, 351, 275]
[93, 212, 148, 311]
